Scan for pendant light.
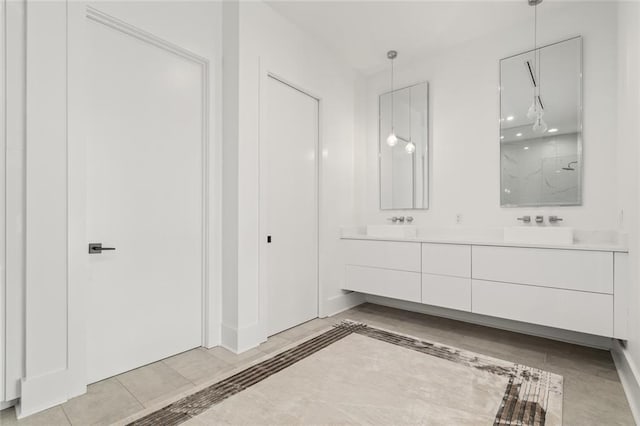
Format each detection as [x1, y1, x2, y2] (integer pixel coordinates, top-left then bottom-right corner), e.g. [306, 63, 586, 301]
[528, 0, 548, 134]
[533, 114, 548, 133]
[405, 141, 416, 154]
[386, 50, 399, 147]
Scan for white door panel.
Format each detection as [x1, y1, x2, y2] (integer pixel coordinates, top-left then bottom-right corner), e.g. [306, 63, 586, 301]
[85, 15, 203, 383]
[264, 77, 319, 336]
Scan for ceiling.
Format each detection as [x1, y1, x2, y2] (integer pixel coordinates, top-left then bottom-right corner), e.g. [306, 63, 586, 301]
[265, 1, 573, 75]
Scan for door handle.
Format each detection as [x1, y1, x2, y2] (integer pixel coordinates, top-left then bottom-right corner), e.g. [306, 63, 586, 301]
[89, 243, 116, 254]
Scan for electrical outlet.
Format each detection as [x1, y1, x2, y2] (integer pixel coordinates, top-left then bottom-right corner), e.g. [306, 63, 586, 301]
[456, 214, 462, 224]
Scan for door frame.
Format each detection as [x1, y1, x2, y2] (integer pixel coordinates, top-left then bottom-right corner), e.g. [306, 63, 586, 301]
[258, 64, 322, 340]
[67, 5, 214, 387]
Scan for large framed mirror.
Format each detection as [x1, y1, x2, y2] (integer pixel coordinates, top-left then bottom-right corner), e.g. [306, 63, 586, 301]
[500, 36, 582, 207]
[379, 81, 429, 210]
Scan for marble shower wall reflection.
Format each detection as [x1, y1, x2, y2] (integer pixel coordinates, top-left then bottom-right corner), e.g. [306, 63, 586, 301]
[500, 37, 582, 207]
[501, 133, 581, 206]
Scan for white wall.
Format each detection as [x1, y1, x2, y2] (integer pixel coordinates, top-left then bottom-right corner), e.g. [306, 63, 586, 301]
[221, 0, 240, 350]
[615, 1, 640, 422]
[19, 1, 70, 415]
[356, 2, 620, 231]
[221, 0, 363, 352]
[1, 0, 5, 407]
[2, 0, 25, 405]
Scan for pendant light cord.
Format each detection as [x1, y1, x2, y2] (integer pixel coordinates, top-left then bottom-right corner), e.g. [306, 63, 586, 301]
[408, 88, 412, 142]
[534, 3, 539, 102]
[391, 57, 395, 132]
[537, 4, 542, 104]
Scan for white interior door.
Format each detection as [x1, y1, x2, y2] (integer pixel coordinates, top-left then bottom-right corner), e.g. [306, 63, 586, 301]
[84, 13, 204, 383]
[264, 76, 319, 336]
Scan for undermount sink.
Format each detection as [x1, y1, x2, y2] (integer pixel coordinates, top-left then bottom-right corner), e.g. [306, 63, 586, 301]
[504, 226, 574, 245]
[366, 225, 417, 239]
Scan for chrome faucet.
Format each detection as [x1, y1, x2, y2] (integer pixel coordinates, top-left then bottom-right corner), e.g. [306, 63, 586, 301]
[549, 215, 563, 224]
[535, 215, 544, 224]
[517, 216, 531, 223]
[387, 216, 411, 224]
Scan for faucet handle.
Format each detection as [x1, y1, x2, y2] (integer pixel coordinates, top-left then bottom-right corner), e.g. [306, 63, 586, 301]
[535, 215, 544, 224]
[397, 216, 405, 223]
[517, 216, 531, 223]
[406, 216, 414, 223]
[387, 216, 399, 223]
[549, 215, 563, 223]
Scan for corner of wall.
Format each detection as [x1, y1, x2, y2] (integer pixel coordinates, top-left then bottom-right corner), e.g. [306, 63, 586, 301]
[612, 341, 640, 424]
[615, 3, 640, 425]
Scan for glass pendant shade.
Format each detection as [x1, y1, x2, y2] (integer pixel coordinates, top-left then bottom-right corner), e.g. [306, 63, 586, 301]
[405, 141, 416, 154]
[527, 101, 538, 120]
[533, 115, 548, 133]
[386, 132, 398, 147]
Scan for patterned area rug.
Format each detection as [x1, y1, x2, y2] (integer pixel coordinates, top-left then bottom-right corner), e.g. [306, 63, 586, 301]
[125, 321, 563, 425]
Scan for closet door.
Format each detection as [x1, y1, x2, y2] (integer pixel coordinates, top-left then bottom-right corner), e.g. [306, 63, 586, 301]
[263, 76, 319, 336]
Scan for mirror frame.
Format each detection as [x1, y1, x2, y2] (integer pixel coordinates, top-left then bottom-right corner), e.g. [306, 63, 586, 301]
[499, 36, 583, 208]
[378, 81, 430, 211]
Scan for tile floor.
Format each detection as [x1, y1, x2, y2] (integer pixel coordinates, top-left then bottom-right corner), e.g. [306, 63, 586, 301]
[0, 303, 635, 425]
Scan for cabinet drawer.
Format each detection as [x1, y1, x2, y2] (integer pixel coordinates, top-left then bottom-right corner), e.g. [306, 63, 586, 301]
[422, 243, 471, 277]
[472, 280, 613, 337]
[472, 246, 613, 294]
[343, 239, 421, 272]
[345, 265, 421, 303]
[422, 273, 471, 312]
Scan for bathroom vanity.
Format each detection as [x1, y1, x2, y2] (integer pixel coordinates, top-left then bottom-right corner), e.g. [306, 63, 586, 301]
[341, 229, 628, 339]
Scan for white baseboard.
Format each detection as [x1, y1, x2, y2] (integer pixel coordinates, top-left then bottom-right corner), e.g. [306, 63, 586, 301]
[365, 295, 614, 349]
[220, 321, 265, 354]
[17, 369, 70, 419]
[220, 322, 238, 353]
[322, 292, 366, 318]
[204, 320, 221, 349]
[612, 341, 640, 424]
[219, 292, 365, 354]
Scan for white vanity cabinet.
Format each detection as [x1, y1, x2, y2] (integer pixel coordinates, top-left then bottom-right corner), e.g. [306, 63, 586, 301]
[343, 239, 422, 302]
[341, 236, 629, 339]
[421, 244, 471, 312]
[471, 246, 618, 337]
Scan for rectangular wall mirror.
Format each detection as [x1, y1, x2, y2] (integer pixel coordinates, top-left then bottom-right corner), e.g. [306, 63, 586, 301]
[500, 37, 583, 207]
[379, 81, 429, 210]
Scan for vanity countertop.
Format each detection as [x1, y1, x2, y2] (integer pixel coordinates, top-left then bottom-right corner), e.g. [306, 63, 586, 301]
[340, 228, 629, 253]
